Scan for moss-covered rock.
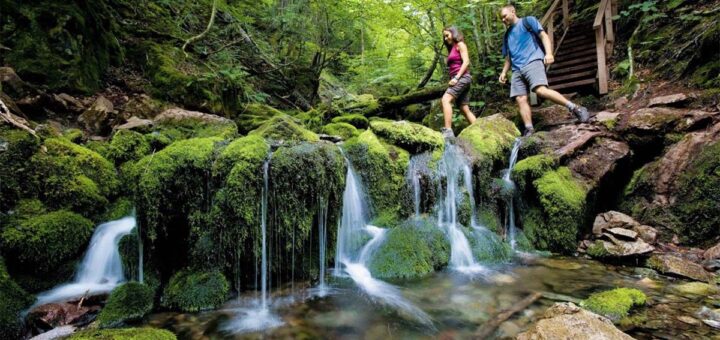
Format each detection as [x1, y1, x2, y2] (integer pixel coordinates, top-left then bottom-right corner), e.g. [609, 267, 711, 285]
[468, 226, 513, 263]
[68, 328, 176, 340]
[249, 114, 319, 142]
[232, 103, 284, 135]
[152, 108, 238, 140]
[523, 167, 588, 253]
[62, 128, 85, 143]
[332, 114, 369, 129]
[29, 138, 119, 217]
[457, 114, 520, 164]
[0, 256, 34, 340]
[98, 282, 154, 328]
[369, 119, 443, 154]
[581, 288, 646, 320]
[369, 219, 449, 279]
[0, 126, 40, 211]
[106, 130, 152, 165]
[161, 269, 229, 312]
[1, 210, 94, 275]
[512, 154, 556, 191]
[344, 130, 411, 219]
[322, 122, 359, 140]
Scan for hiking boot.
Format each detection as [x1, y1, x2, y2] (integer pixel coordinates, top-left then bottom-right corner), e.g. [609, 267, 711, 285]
[523, 126, 535, 137]
[441, 127, 455, 140]
[571, 105, 590, 123]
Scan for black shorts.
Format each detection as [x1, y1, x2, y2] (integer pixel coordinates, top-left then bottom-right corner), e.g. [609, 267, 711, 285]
[445, 73, 472, 105]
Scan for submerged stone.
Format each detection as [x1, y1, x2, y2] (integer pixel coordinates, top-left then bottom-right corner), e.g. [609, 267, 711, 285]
[518, 302, 633, 339]
[647, 254, 714, 282]
[672, 282, 718, 297]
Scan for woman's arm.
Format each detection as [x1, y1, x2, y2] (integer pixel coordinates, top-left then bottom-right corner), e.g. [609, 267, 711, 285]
[456, 42, 471, 78]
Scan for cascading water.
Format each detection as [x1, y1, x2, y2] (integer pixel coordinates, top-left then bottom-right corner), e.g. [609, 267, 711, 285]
[336, 159, 433, 326]
[503, 138, 522, 250]
[316, 197, 329, 296]
[407, 153, 431, 218]
[436, 143, 484, 273]
[33, 216, 137, 307]
[224, 158, 283, 333]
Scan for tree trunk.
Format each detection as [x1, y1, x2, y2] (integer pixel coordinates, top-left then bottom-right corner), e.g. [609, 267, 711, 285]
[348, 85, 446, 117]
[417, 51, 439, 89]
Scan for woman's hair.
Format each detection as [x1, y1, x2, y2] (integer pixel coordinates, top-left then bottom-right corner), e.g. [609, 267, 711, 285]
[443, 26, 465, 52]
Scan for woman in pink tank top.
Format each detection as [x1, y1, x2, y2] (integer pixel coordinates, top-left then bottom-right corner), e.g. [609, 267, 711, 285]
[440, 26, 476, 139]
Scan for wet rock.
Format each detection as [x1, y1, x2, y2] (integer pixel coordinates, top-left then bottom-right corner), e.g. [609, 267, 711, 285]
[567, 138, 630, 185]
[596, 111, 621, 123]
[672, 282, 718, 296]
[29, 325, 76, 340]
[606, 228, 638, 240]
[592, 236, 654, 257]
[676, 315, 701, 326]
[633, 225, 658, 244]
[648, 254, 714, 282]
[703, 259, 720, 272]
[697, 307, 720, 329]
[544, 124, 604, 160]
[593, 211, 639, 236]
[154, 108, 232, 125]
[114, 116, 154, 132]
[78, 96, 115, 135]
[516, 302, 633, 340]
[50, 93, 85, 113]
[28, 302, 101, 331]
[637, 277, 661, 289]
[704, 243, 720, 260]
[620, 107, 715, 135]
[532, 104, 575, 129]
[648, 93, 689, 108]
[613, 97, 629, 110]
[537, 258, 583, 270]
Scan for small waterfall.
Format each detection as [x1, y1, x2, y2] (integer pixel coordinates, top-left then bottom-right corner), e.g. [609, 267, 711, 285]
[436, 143, 484, 273]
[407, 153, 432, 218]
[33, 216, 137, 306]
[503, 138, 522, 250]
[316, 197, 329, 295]
[336, 159, 433, 326]
[260, 159, 270, 310]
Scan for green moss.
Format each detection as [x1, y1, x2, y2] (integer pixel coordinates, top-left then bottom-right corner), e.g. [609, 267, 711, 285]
[161, 269, 229, 312]
[457, 114, 520, 164]
[369, 219, 450, 279]
[602, 118, 618, 131]
[0, 256, 34, 340]
[322, 122, 359, 140]
[249, 114, 319, 142]
[0, 126, 40, 211]
[477, 206, 501, 232]
[107, 130, 152, 165]
[30, 138, 119, 217]
[232, 103, 284, 135]
[468, 226, 512, 263]
[512, 154, 556, 192]
[103, 197, 135, 221]
[332, 114, 369, 129]
[581, 288, 646, 320]
[98, 282, 154, 328]
[0, 210, 94, 275]
[528, 167, 588, 253]
[153, 115, 238, 140]
[587, 240, 610, 258]
[69, 328, 176, 340]
[63, 128, 84, 143]
[293, 109, 327, 133]
[369, 118, 443, 154]
[344, 130, 411, 219]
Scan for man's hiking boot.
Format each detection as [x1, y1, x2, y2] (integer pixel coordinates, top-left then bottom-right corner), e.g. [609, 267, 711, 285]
[571, 106, 590, 123]
[523, 126, 535, 137]
[441, 127, 455, 140]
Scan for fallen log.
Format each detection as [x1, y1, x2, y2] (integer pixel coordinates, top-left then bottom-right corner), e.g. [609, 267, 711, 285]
[474, 291, 542, 339]
[355, 85, 446, 117]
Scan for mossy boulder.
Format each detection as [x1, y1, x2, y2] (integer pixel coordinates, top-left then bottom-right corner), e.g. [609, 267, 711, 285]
[98, 282, 154, 328]
[512, 154, 556, 191]
[161, 269, 229, 312]
[232, 103, 284, 135]
[369, 219, 450, 279]
[468, 226, 513, 263]
[69, 328, 176, 340]
[1, 210, 94, 276]
[369, 118, 443, 154]
[344, 130, 411, 219]
[106, 130, 152, 165]
[457, 114, 520, 165]
[522, 167, 588, 253]
[29, 137, 119, 217]
[322, 122, 359, 140]
[152, 108, 238, 140]
[0, 126, 40, 211]
[250, 114, 319, 142]
[0, 256, 34, 340]
[332, 114, 369, 129]
[581, 288, 646, 320]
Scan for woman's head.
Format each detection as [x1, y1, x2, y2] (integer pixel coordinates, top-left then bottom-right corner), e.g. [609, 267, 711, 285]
[442, 26, 464, 50]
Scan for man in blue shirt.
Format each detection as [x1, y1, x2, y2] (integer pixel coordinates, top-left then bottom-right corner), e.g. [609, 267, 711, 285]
[499, 4, 589, 136]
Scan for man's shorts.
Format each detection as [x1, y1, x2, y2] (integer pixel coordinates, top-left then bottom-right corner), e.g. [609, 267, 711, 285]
[510, 59, 548, 98]
[445, 73, 472, 105]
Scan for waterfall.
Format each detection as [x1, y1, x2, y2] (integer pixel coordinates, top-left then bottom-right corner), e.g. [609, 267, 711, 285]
[503, 138, 522, 250]
[316, 197, 329, 296]
[336, 159, 433, 326]
[407, 153, 432, 218]
[436, 143, 484, 274]
[33, 216, 136, 307]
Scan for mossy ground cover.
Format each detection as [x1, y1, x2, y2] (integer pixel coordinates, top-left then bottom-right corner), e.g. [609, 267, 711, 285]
[581, 288, 647, 320]
[162, 269, 229, 312]
[369, 118, 443, 154]
[69, 328, 176, 340]
[0, 126, 40, 211]
[0, 256, 34, 340]
[322, 122, 359, 140]
[98, 282, 154, 328]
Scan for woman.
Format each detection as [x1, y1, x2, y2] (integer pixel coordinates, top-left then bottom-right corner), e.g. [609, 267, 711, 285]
[440, 26, 476, 139]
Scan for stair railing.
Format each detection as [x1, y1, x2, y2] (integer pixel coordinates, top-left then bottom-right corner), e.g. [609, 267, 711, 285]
[540, 0, 571, 56]
[593, 0, 616, 94]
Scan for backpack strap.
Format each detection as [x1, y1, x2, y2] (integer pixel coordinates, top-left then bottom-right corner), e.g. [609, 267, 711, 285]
[523, 17, 546, 54]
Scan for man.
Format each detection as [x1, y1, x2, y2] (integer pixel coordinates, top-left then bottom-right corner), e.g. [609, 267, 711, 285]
[499, 4, 589, 136]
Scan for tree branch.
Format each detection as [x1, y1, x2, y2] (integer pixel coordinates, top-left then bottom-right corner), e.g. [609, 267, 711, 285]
[182, 0, 218, 58]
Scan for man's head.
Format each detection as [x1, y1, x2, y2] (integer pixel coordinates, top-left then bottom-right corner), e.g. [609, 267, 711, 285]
[500, 5, 519, 27]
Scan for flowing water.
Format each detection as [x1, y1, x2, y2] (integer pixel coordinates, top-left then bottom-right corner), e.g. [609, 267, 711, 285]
[33, 216, 137, 306]
[315, 197, 329, 296]
[406, 153, 431, 218]
[503, 138, 522, 250]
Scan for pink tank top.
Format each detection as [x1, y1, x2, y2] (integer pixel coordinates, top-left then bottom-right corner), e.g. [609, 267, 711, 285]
[447, 44, 464, 77]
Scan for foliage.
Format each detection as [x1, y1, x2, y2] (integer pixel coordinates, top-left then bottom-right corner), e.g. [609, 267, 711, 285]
[0, 256, 34, 340]
[161, 269, 229, 312]
[0, 126, 40, 211]
[98, 282, 154, 328]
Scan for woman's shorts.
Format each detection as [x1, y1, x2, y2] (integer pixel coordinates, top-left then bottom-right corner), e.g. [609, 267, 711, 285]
[445, 73, 472, 105]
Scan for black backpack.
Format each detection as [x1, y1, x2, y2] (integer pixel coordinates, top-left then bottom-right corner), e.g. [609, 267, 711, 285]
[503, 17, 545, 58]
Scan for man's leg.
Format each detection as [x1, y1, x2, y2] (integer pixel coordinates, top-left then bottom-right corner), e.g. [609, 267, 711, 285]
[515, 95, 533, 128]
[441, 93, 455, 129]
[460, 105, 476, 124]
[534, 85, 568, 106]
[510, 71, 534, 135]
[524, 60, 589, 123]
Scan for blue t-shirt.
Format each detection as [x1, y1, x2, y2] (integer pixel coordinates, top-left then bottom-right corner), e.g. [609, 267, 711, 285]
[502, 16, 545, 71]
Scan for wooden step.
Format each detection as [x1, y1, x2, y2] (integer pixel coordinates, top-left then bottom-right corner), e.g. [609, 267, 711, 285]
[549, 69, 597, 83]
[551, 55, 597, 69]
[550, 78, 597, 91]
[556, 43, 596, 56]
[548, 62, 597, 76]
[563, 34, 594, 45]
[556, 48, 597, 61]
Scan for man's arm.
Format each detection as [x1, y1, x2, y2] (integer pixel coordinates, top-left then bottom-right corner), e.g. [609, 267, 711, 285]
[499, 55, 511, 84]
[540, 30, 554, 65]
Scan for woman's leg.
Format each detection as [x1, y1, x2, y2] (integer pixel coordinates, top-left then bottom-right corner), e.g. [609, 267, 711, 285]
[441, 93, 455, 129]
[460, 105, 476, 124]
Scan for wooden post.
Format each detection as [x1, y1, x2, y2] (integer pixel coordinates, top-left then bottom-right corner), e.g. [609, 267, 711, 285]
[562, 0, 569, 28]
[595, 24, 608, 94]
[548, 13, 555, 53]
[611, 0, 618, 17]
[604, 0, 614, 54]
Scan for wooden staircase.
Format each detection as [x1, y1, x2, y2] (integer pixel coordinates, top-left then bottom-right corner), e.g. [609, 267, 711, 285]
[540, 0, 617, 95]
